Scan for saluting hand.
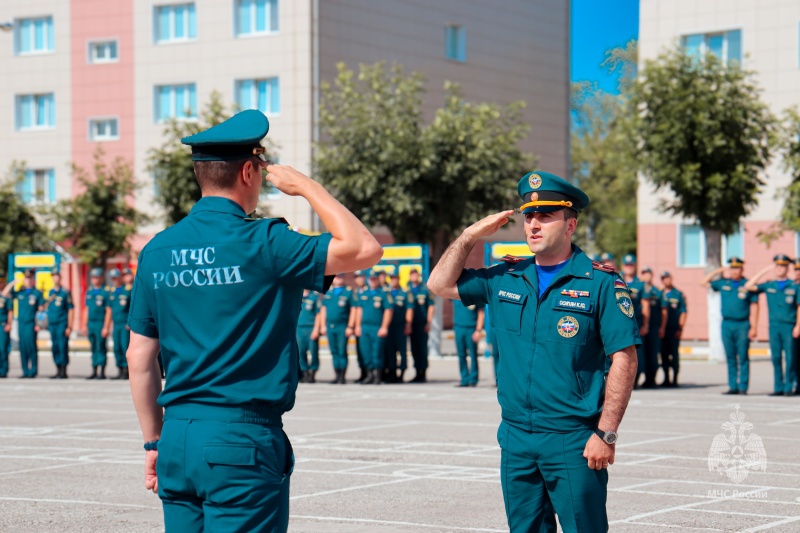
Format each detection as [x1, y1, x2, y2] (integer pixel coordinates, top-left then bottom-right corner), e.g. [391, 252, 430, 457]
[263, 164, 315, 197]
[144, 450, 158, 494]
[583, 434, 615, 471]
[463, 210, 516, 241]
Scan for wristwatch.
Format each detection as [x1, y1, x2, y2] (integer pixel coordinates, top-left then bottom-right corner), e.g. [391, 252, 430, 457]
[594, 428, 618, 445]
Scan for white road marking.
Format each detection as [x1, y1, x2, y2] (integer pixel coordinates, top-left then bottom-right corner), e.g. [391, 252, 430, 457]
[291, 514, 506, 532]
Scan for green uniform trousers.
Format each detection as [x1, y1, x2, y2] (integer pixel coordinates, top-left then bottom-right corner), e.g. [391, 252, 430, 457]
[642, 329, 660, 385]
[721, 319, 750, 393]
[356, 331, 366, 370]
[158, 404, 293, 533]
[49, 321, 70, 368]
[112, 323, 129, 369]
[359, 326, 385, 370]
[0, 327, 10, 376]
[455, 326, 479, 386]
[661, 330, 680, 374]
[88, 321, 107, 367]
[296, 325, 319, 372]
[499, 422, 605, 533]
[384, 324, 407, 372]
[409, 324, 428, 371]
[326, 324, 348, 370]
[18, 321, 38, 377]
[768, 323, 796, 394]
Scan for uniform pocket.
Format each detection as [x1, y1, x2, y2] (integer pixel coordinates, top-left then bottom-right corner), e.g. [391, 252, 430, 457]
[203, 444, 256, 466]
[495, 289, 527, 335]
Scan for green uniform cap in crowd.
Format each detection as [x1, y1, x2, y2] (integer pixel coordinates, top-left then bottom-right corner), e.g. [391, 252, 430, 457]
[622, 254, 636, 265]
[641, 266, 653, 274]
[517, 170, 590, 214]
[181, 109, 270, 162]
[354, 270, 365, 277]
[23, 269, 35, 278]
[794, 258, 800, 268]
[600, 252, 615, 262]
[661, 271, 672, 278]
[728, 256, 744, 268]
[774, 254, 791, 266]
[109, 268, 121, 278]
[588, 253, 600, 262]
[90, 267, 104, 277]
[122, 268, 132, 275]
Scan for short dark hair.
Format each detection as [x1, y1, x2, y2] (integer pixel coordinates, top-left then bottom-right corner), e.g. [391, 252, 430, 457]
[193, 158, 254, 191]
[563, 208, 578, 221]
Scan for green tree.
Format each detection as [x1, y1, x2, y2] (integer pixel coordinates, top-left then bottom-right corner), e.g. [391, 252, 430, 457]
[776, 108, 800, 233]
[146, 91, 277, 225]
[571, 41, 638, 258]
[47, 148, 147, 267]
[315, 62, 533, 261]
[0, 162, 50, 273]
[631, 47, 776, 269]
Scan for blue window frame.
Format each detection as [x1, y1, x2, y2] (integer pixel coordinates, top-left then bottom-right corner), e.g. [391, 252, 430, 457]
[16, 168, 56, 205]
[682, 30, 741, 65]
[154, 84, 197, 122]
[154, 3, 197, 43]
[444, 25, 466, 62]
[15, 16, 54, 54]
[679, 224, 705, 267]
[236, 78, 280, 115]
[16, 93, 56, 130]
[236, 0, 278, 36]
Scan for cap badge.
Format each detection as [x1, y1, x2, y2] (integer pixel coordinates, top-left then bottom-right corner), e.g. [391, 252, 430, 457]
[529, 173, 542, 189]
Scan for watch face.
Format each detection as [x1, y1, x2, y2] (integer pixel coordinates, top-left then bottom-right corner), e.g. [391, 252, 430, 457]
[604, 432, 618, 445]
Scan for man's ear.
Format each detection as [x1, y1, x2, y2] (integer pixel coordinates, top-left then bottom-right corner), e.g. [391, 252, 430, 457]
[240, 160, 255, 186]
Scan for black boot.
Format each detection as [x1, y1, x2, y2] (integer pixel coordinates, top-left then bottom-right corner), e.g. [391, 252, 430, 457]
[659, 368, 671, 387]
[330, 369, 340, 384]
[308, 370, 316, 384]
[362, 369, 375, 385]
[98, 366, 107, 380]
[112, 367, 125, 380]
[61, 365, 68, 379]
[399, 369, 405, 383]
[123, 367, 129, 380]
[355, 368, 367, 384]
[670, 372, 679, 388]
[86, 366, 98, 380]
[374, 369, 382, 385]
[50, 366, 61, 379]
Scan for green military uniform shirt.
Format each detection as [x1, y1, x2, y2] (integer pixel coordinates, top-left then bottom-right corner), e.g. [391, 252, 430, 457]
[710, 278, 757, 320]
[389, 288, 408, 327]
[755, 280, 798, 324]
[457, 246, 641, 432]
[109, 284, 133, 325]
[453, 300, 479, 329]
[407, 284, 433, 324]
[321, 286, 353, 324]
[46, 287, 74, 324]
[358, 288, 393, 325]
[661, 289, 687, 330]
[298, 292, 321, 327]
[86, 287, 110, 323]
[0, 294, 13, 320]
[644, 284, 662, 328]
[13, 287, 45, 323]
[627, 278, 645, 327]
[128, 197, 332, 411]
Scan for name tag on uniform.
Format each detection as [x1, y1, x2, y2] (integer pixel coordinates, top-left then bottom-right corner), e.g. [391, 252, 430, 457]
[722, 286, 731, 291]
[498, 290, 523, 303]
[767, 289, 776, 293]
[554, 299, 592, 313]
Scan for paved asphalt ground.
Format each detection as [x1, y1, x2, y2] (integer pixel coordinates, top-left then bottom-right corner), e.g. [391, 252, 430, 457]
[0, 350, 798, 532]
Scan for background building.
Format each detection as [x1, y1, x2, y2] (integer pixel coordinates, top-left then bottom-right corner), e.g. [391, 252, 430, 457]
[1, 0, 569, 253]
[638, 0, 800, 341]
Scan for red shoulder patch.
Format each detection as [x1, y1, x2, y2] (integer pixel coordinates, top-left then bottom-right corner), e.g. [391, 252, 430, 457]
[591, 261, 618, 273]
[501, 254, 526, 264]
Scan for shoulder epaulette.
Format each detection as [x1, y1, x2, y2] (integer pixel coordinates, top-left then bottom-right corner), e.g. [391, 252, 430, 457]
[591, 261, 618, 274]
[501, 254, 526, 264]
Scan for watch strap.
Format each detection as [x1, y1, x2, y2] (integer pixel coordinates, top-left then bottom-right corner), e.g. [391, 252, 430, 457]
[143, 440, 159, 451]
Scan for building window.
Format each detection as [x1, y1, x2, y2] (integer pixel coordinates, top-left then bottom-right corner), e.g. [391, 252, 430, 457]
[88, 118, 119, 141]
[88, 40, 118, 63]
[154, 84, 197, 122]
[235, 0, 279, 36]
[15, 16, 54, 55]
[16, 169, 56, 205]
[722, 226, 744, 261]
[236, 78, 280, 115]
[15, 93, 56, 130]
[679, 224, 705, 267]
[444, 25, 466, 62]
[154, 3, 197, 43]
[682, 30, 741, 65]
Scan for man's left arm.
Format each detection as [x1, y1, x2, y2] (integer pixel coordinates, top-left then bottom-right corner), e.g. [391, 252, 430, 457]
[127, 332, 163, 494]
[677, 295, 687, 338]
[425, 297, 435, 334]
[640, 297, 650, 336]
[473, 307, 485, 343]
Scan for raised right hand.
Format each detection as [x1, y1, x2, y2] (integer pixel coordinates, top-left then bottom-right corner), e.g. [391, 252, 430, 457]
[263, 164, 315, 197]
[463, 211, 515, 241]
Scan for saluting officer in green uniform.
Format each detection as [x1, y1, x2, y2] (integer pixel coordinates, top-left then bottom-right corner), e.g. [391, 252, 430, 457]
[658, 272, 686, 387]
[0, 273, 14, 378]
[320, 274, 355, 384]
[428, 170, 640, 533]
[639, 267, 662, 388]
[125, 110, 381, 532]
[109, 268, 133, 380]
[297, 289, 321, 383]
[2, 269, 45, 378]
[44, 271, 74, 379]
[453, 299, 484, 387]
[621, 254, 650, 388]
[355, 270, 393, 385]
[746, 255, 800, 396]
[82, 267, 112, 380]
[700, 257, 758, 395]
[406, 269, 434, 383]
[385, 273, 409, 383]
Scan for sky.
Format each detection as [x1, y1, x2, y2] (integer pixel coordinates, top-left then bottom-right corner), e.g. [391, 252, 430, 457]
[571, 0, 639, 94]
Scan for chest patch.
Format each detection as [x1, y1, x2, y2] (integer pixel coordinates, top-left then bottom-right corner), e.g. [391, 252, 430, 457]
[498, 290, 523, 303]
[557, 316, 579, 338]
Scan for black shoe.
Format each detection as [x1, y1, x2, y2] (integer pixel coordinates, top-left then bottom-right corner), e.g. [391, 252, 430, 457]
[86, 366, 98, 380]
[374, 369, 382, 385]
[723, 389, 740, 395]
[362, 370, 375, 385]
[0, 375, 6, 378]
[355, 369, 367, 384]
[399, 370, 406, 383]
[455, 383, 469, 388]
[50, 366, 61, 379]
[469, 383, 477, 387]
[330, 369, 341, 384]
[98, 366, 107, 380]
[768, 391, 784, 396]
[785, 390, 796, 397]
[112, 368, 125, 380]
[308, 370, 316, 384]
[739, 390, 747, 395]
[123, 367, 128, 380]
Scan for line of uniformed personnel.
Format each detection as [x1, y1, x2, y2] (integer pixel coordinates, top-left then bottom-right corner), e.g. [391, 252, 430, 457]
[0, 267, 133, 380]
[296, 268, 435, 385]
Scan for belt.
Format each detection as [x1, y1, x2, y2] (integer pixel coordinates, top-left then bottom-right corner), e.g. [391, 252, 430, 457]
[164, 402, 283, 426]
